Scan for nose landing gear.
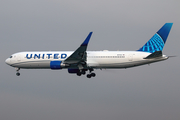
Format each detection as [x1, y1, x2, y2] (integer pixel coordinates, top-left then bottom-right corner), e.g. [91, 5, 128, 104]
[15, 68, 20, 76]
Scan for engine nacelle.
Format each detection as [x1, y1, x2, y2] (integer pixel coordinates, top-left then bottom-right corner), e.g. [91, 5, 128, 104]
[50, 61, 66, 70]
[68, 69, 79, 74]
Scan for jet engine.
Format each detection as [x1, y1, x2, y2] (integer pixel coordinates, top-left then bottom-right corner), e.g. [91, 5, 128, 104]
[50, 61, 66, 69]
[68, 69, 79, 73]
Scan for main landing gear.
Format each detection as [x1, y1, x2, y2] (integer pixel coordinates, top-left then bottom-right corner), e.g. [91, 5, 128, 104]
[76, 68, 96, 78]
[15, 68, 20, 76]
[86, 73, 96, 78]
[86, 68, 96, 78]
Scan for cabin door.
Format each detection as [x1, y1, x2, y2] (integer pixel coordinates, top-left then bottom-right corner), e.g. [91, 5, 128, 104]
[129, 54, 133, 61]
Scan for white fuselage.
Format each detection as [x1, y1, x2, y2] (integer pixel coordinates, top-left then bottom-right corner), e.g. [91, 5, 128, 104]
[5, 51, 168, 69]
[5, 23, 173, 78]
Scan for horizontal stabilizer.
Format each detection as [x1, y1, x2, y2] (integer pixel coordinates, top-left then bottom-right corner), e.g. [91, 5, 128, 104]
[144, 51, 162, 59]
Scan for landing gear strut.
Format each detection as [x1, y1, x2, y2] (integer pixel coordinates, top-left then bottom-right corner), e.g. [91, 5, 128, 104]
[15, 68, 20, 76]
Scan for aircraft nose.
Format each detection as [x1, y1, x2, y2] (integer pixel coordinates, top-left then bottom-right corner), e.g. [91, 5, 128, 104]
[5, 58, 11, 65]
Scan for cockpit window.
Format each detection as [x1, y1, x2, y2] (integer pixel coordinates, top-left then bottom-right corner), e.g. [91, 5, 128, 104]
[10, 56, 13, 58]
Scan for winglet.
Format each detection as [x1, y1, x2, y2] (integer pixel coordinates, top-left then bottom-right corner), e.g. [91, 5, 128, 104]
[81, 32, 93, 46]
[138, 23, 173, 53]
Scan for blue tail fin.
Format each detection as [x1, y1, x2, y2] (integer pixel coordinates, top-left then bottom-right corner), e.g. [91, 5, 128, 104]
[138, 23, 173, 53]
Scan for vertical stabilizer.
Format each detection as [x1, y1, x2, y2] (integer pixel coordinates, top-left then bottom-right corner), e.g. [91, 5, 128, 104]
[138, 23, 173, 53]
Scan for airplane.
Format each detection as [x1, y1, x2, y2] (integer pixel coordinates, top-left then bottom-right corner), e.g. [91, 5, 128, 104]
[5, 23, 173, 78]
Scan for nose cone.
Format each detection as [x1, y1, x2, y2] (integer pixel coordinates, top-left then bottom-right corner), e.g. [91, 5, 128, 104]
[5, 58, 11, 65]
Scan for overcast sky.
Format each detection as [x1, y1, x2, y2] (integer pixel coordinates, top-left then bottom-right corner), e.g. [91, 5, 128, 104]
[0, 0, 180, 120]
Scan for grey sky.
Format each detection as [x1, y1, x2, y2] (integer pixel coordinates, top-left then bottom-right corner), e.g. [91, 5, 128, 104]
[0, 0, 180, 120]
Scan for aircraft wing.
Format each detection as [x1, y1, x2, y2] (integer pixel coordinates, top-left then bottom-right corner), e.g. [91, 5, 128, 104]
[63, 32, 93, 65]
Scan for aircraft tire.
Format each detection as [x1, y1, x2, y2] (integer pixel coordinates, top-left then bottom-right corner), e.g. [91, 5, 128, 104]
[16, 73, 20, 76]
[77, 72, 81, 76]
[91, 73, 96, 77]
[87, 74, 91, 78]
[82, 71, 86, 75]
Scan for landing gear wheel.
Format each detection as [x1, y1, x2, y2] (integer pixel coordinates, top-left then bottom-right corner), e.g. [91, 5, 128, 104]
[15, 68, 20, 76]
[77, 72, 81, 76]
[87, 74, 91, 78]
[91, 73, 96, 77]
[16, 72, 20, 76]
[86, 68, 96, 78]
[82, 71, 86, 75]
